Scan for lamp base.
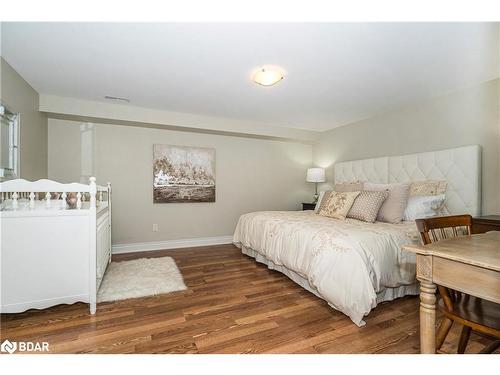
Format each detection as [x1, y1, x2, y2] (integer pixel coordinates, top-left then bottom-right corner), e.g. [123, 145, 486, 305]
[313, 194, 319, 203]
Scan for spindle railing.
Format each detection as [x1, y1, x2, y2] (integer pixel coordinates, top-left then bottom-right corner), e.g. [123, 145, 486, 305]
[0, 177, 110, 211]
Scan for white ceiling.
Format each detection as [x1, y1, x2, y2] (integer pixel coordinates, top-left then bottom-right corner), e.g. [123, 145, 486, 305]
[1, 22, 498, 132]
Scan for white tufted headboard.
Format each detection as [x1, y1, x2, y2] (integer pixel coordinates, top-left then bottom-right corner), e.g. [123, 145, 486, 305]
[334, 145, 482, 216]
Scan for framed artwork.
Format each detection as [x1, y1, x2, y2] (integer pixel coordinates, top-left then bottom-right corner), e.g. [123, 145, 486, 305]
[153, 144, 215, 203]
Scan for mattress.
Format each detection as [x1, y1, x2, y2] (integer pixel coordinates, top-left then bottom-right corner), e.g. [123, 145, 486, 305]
[233, 210, 420, 326]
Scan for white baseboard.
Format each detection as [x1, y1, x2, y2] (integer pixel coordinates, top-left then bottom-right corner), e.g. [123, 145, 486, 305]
[1, 294, 90, 314]
[112, 235, 234, 254]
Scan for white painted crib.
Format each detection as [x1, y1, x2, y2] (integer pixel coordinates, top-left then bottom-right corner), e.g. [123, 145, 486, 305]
[0, 177, 112, 314]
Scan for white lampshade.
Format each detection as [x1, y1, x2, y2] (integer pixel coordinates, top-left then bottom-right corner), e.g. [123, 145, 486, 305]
[306, 168, 325, 183]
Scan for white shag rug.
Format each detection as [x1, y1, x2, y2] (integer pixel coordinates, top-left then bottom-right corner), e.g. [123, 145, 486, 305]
[97, 257, 187, 303]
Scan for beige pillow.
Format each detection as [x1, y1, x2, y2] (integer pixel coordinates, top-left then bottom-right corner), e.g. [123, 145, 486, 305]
[410, 180, 447, 196]
[364, 182, 410, 224]
[317, 191, 360, 220]
[347, 190, 389, 223]
[315, 182, 363, 213]
[333, 181, 364, 192]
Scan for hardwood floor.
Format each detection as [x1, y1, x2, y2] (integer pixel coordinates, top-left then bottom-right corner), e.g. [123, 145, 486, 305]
[0, 244, 495, 354]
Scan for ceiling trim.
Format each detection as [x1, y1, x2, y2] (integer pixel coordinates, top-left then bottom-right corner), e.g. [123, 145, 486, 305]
[39, 94, 319, 143]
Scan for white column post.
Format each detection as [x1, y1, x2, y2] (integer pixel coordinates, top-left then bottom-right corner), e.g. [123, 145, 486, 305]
[89, 177, 97, 208]
[12, 192, 18, 210]
[61, 192, 67, 209]
[76, 192, 82, 209]
[29, 192, 35, 209]
[107, 182, 112, 263]
[88, 176, 97, 314]
[45, 192, 51, 208]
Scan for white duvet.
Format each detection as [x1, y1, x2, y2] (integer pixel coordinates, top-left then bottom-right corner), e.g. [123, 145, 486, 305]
[233, 210, 420, 326]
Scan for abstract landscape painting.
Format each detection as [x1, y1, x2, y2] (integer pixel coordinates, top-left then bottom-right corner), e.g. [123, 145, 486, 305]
[153, 144, 216, 203]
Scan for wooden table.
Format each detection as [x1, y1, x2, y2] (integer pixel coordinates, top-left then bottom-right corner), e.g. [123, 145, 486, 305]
[403, 231, 500, 354]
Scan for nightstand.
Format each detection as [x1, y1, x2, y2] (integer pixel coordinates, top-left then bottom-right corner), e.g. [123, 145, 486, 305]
[302, 202, 316, 211]
[472, 215, 500, 234]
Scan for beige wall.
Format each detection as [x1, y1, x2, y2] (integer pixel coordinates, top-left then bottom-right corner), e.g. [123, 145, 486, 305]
[313, 79, 500, 214]
[48, 119, 313, 245]
[0, 57, 48, 180]
[47, 79, 500, 246]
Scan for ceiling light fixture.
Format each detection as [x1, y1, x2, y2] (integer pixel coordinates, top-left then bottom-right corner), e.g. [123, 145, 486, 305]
[252, 66, 285, 86]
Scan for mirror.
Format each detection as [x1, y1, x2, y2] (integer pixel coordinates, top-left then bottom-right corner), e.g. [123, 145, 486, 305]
[0, 105, 19, 179]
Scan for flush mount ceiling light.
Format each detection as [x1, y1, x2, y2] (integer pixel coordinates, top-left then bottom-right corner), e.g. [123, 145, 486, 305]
[252, 66, 285, 86]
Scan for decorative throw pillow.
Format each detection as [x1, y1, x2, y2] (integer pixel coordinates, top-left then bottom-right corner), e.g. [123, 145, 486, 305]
[403, 194, 446, 221]
[317, 191, 360, 220]
[347, 190, 389, 223]
[314, 187, 361, 213]
[364, 182, 411, 224]
[410, 180, 447, 196]
[333, 181, 364, 192]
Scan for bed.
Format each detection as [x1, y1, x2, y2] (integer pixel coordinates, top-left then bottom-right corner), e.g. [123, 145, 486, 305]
[0, 177, 112, 314]
[233, 145, 481, 326]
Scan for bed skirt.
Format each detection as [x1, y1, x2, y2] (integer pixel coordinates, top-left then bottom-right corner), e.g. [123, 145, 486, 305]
[241, 245, 419, 325]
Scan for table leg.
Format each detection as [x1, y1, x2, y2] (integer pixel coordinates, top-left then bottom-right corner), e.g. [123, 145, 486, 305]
[419, 280, 437, 354]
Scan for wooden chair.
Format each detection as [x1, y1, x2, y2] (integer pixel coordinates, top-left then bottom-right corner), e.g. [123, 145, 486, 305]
[415, 214, 500, 354]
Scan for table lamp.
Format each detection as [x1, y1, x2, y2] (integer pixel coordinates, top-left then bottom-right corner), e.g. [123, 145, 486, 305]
[306, 168, 326, 203]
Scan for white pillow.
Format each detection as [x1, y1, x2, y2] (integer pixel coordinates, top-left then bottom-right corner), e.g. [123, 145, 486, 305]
[403, 194, 446, 221]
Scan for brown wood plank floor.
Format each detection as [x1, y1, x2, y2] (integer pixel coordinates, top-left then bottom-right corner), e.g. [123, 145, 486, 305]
[0, 244, 495, 354]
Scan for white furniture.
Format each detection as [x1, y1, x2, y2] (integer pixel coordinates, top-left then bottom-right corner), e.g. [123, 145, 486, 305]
[0, 177, 112, 314]
[333, 145, 481, 216]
